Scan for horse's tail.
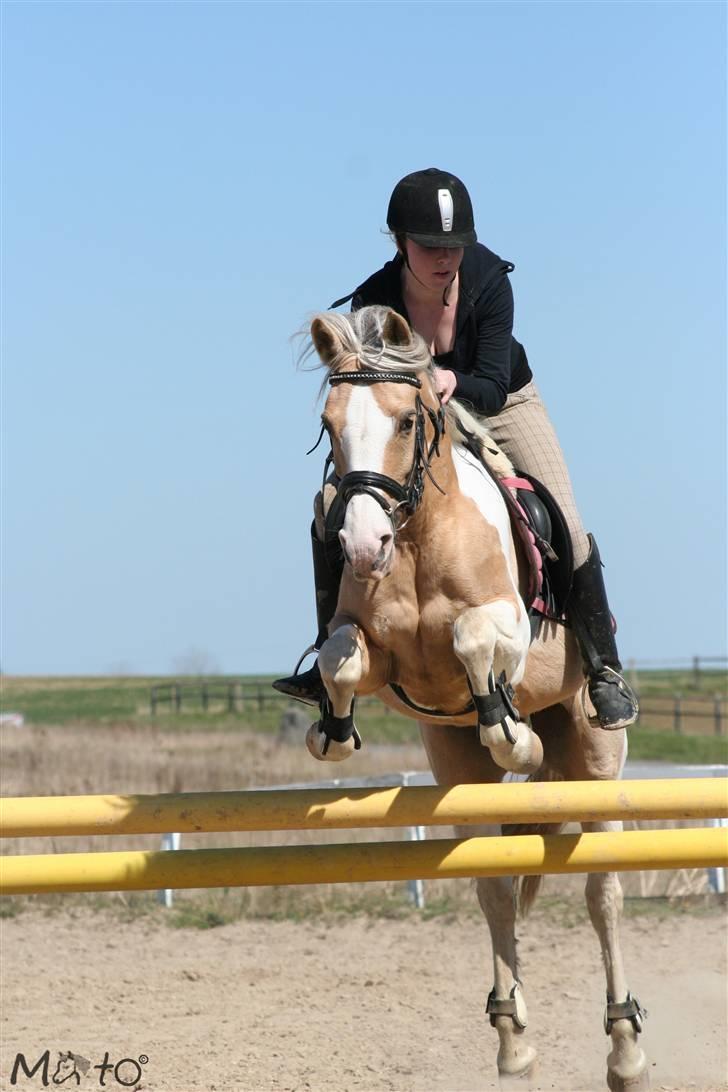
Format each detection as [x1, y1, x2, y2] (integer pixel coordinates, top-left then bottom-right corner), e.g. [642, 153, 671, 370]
[505, 760, 566, 919]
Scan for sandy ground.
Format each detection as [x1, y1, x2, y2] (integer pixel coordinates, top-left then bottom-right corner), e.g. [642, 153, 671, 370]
[1, 900, 726, 1092]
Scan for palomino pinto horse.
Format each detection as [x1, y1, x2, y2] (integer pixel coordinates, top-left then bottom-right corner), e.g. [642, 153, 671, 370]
[301, 305, 647, 1091]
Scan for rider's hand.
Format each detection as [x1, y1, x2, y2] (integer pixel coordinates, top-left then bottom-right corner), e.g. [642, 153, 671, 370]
[433, 367, 457, 405]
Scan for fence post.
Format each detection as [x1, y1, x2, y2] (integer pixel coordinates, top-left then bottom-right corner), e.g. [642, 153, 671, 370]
[174, 684, 181, 713]
[202, 685, 209, 712]
[715, 695, 723, 737]
[692, 656, 700, 687]
[157, 831, 182, 908]
[257, 684, 264, 712]
[674, 693, 682, 734]
[150, 687, 157, 716]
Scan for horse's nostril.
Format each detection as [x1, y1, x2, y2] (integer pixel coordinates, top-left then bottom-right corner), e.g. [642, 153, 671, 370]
[381, 532, 393, 549]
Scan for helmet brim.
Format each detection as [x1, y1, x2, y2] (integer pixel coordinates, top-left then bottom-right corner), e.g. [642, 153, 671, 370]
[405, 230, 477, 248]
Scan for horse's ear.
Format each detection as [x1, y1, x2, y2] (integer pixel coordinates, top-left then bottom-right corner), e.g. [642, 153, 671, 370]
[382, 309, 412, 347]
[311, 317, 344, 364]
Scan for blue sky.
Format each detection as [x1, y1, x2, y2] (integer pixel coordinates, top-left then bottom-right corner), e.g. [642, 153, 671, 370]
[2, 1, 726, 675]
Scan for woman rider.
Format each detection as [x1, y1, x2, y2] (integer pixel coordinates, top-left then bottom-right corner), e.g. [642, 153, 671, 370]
[275, 168, 638, 730]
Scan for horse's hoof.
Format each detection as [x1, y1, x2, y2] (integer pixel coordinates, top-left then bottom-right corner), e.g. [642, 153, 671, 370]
[498, 1057, 538, 1090]
[305, 724, 356, 762]
[606, 1066, 650, 1092]
[481, 722, 543, 776]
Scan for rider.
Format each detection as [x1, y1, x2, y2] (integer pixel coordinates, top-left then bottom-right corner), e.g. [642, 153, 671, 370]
[274, 167, 639, 730]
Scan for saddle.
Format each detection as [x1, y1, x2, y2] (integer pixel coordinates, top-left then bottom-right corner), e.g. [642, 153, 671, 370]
[497, 471, 573, 636]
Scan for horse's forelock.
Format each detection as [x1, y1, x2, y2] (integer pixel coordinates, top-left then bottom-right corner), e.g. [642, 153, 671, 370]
[304, 306, 433, 380]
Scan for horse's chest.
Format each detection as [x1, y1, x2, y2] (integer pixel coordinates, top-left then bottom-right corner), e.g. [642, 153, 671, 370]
[364, 593, 457, 663]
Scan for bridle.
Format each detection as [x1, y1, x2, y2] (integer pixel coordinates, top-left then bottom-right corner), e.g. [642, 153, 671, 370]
[310, 370, 446, 536]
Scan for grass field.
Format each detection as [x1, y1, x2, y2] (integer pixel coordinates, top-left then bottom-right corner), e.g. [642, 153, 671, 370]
[1, 670, 726, 764]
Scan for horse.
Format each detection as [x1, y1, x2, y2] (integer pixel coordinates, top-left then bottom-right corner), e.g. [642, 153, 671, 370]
[296, 304, 648, 1091]
[51, 1052, 87, 1085]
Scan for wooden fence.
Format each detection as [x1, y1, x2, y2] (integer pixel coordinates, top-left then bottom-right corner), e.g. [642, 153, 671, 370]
[634, 696, 725, 736]
[150, 681, 726, 736]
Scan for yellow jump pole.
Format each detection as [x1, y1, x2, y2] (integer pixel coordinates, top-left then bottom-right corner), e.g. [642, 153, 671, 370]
[1, 827, 727, 895]
[1, 778, 726, 838]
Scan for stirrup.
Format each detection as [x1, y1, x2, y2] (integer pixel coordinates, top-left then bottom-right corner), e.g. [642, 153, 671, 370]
[293, 644, 317, 675]
[582, 666, 639, 730]
[272, 645, 325, 707]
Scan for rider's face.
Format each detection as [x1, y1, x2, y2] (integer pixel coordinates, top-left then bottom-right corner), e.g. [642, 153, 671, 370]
[402, 238, 464, 291]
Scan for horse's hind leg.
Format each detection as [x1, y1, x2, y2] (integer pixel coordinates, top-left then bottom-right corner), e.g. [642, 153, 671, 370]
[453, 599, 543, 775]
[477, 876, 538, 1086]
[419, 723, 538, 1087]
[583, 821, 649, 1092]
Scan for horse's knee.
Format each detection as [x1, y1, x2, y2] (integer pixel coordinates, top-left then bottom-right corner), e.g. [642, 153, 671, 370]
[454, 599, 528, 684]
[318, 625, 362, 688]
[453, 609, 497, 665]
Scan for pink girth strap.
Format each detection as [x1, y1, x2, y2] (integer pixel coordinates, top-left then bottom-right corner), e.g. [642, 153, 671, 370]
[501, 476, 534, 492]
[499, 475, 546, 610]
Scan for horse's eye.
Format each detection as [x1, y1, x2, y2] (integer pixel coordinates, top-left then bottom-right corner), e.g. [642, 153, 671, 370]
[399, 415, 415, 433]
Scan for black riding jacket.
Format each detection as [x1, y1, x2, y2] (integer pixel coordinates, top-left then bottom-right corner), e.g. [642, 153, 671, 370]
[335, 243, 532, 415]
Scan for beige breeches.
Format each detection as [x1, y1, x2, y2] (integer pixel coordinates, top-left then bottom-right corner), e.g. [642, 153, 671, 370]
[484, 380, 590, 568]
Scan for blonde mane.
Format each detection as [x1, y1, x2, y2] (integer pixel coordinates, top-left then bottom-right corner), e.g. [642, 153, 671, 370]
[303, 306, 514, 478]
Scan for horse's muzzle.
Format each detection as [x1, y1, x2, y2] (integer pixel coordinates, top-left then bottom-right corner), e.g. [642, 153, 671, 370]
[340, 530, 393, 582]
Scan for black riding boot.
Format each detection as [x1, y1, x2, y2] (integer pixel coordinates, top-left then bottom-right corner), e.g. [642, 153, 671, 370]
[272, 524, 343, 706]
[568, 534, 639, 730]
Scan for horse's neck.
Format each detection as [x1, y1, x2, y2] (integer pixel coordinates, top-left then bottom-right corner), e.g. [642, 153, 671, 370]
[399, 435, 523, 593]
[399, 434, 461, 538]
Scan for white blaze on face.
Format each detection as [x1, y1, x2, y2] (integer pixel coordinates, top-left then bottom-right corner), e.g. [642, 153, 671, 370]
[339, 385, 396, 578]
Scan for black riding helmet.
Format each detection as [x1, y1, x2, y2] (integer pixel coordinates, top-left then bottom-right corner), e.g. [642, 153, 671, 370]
[387, 168, 477, 248]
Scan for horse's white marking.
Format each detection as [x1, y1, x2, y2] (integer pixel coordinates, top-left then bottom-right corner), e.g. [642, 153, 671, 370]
[452, 445, 516, 582]
[437, 188, 453, 232]
[340, 386, 396, 574]
[454, 599, 529, 691]
[341, 385, 395, 471]
[453, 600, 538, 772]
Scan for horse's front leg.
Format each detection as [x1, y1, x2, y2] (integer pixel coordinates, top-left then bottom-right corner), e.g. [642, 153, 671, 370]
[305, 621, 386, 762]
[584, 820, 649, 1092]
[453, 599, 543, 775]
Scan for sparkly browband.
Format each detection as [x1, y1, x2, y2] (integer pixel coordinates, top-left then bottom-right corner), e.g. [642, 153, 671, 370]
[329, 371, 422, 390]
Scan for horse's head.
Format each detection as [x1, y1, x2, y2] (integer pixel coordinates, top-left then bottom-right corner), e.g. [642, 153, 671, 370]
[312, 306, 445, 582]
[52, 1053, 79, 1085]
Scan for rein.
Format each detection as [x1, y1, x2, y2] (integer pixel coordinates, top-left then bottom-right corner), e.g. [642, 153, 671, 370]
[313, 369, 446, 534]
